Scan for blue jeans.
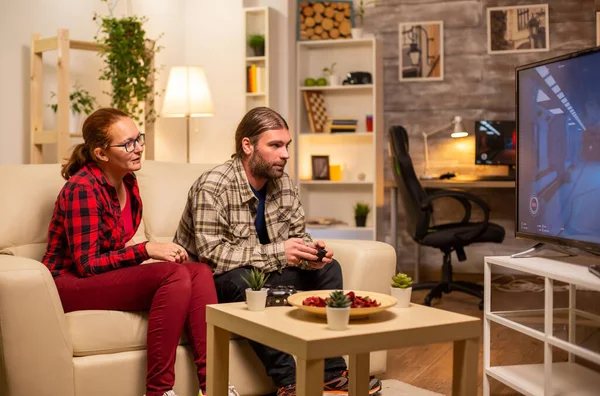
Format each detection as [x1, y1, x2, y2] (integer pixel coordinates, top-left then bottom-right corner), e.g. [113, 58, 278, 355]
[213, 260, 347, 387]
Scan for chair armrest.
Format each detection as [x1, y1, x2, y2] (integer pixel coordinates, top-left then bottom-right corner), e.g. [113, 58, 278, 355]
[0, 255, 74, 396]
[422, 189, 490, 243]
[323, 240, 396, 294]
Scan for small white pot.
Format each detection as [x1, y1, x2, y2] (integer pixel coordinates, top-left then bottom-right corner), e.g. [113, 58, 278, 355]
[391, 287, 412, 308]
[245, 288, 268, 311]
[326, 306, 350, 330]
[328, 74, 340, 86]
[351, 27, 363, 39]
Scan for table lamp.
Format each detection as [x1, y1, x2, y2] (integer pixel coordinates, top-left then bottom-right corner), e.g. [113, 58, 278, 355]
[422, 116, 468, 179]
[162, 66, 214, 163]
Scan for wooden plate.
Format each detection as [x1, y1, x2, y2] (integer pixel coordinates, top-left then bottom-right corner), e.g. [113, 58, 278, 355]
[287, 290, 397, 319]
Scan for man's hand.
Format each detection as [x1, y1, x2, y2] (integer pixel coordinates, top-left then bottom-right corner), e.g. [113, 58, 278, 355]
[305, 240, 334, 269]
[284, 238, 319, 267]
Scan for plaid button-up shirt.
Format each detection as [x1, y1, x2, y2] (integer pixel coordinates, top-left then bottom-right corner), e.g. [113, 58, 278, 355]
[42, 162, 149, 278]
[174, 157, 312, 275]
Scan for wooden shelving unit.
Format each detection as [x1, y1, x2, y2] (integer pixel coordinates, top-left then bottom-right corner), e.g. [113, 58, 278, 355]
[30, 29, 156, 164]
[244, 7, 271, 111]
[294, 37, 383, 241]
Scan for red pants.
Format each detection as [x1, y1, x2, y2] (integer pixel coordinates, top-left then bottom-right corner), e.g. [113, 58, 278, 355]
[54, 262, 217, 396]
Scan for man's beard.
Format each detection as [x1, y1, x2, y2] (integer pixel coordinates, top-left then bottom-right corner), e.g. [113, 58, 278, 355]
[249, 149, 286, 180]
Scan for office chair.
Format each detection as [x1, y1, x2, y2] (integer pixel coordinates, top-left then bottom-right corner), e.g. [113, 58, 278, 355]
[388, 126, 505, 309]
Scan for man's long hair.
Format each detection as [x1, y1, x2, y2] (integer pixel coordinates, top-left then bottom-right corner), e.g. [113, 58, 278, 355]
[233, 107, 289, 158]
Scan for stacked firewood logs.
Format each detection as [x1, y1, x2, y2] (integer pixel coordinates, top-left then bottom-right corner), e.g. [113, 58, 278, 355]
[299, 2, 353, 40]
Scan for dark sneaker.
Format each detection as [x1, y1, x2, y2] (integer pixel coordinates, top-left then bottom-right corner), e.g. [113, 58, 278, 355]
[323, 370, 382, 395]
[277, 384, 296, 396]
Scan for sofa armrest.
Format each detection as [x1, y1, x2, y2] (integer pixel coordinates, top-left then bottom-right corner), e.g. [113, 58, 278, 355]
[323, 240, 396, 295]
[0, 255, 74, 396]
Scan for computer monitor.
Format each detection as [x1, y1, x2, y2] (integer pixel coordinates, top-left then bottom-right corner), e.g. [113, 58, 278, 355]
[475, 120, 516, 167]
[516, 47, 600, 254]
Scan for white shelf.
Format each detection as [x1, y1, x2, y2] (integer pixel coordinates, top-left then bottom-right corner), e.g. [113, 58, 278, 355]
[299, 180, 373, 186]
[486, 362, 600, 396]
[244, 6, 270, 111]
[297, 38, 374, 48]
[246, 92, 266, 97]
[246, 56, 265, 62]
[299, 132, 373, 137]
[299, 85, 373, 91]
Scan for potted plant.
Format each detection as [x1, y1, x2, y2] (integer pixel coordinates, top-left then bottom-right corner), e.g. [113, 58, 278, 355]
[353, 0, 377, 39]
[391, 273, 413, 308]
[49, 83, 97, 134]
[248, 34, 265, 57]
[242, 267, 270, 311]
[354, 202, 371, 227]
[322, 62, 338, 86]
[326, 290, 351, 330]
[94, 9, 161, 125]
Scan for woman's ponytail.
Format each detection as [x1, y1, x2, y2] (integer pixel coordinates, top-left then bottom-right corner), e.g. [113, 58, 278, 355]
[61, 143, 91, 180]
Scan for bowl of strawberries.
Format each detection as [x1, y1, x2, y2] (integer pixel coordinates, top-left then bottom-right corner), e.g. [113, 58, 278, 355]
[287, 290, 397, 319]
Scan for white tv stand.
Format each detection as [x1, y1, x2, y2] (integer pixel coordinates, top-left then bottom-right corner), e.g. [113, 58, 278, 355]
[483, 255, 600, 396]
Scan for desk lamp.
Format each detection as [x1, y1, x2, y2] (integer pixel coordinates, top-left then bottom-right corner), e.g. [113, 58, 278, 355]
[422, 116, 467, 179]
[162, 66, 214, 163]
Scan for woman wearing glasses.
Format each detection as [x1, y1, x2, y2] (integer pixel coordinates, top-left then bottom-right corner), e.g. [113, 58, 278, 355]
[42, 108, 217, 396]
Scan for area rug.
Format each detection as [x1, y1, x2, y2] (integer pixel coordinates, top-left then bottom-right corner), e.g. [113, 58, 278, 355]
[379, 379, 444, 396]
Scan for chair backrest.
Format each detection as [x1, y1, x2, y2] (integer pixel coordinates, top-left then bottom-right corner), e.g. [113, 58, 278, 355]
[388, 126, 431, 240]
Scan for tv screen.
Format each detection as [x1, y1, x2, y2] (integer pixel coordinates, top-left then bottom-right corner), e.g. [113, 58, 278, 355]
[475, 120, 516, 165]
[516, 47, 600, 252]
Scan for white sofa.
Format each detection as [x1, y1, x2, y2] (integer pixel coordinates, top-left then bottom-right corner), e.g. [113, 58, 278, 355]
[0, 160, 396, 396]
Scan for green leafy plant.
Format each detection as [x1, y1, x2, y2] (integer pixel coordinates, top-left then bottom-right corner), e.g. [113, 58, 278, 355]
[241, 267, 270, 291]
[354, 202, 371, 217]
[391, 273, 413, 289]
[248, 34, 265, 50]
[327, 290, 351, 308]
[49, 83, 97, 115]
[93, 1, 162, 123]
[322, 62, 337, 77]
[355, 0, 378, 28]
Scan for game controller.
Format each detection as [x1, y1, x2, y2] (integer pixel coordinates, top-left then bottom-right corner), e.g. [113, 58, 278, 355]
[310, 248, 328, 262]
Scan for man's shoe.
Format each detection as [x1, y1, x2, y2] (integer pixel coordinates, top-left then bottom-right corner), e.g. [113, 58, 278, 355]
[276, 384, 296, 396]
[323, 370, 382, 395]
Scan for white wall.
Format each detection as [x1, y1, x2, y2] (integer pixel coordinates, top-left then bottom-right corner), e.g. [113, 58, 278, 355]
[0, 0, 295, 165]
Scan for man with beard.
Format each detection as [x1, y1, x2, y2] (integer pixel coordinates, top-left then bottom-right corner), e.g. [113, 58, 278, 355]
[174, 107, 382, 396]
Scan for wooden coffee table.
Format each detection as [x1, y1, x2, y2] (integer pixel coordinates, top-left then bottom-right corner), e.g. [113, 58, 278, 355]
[206, 302, 480, 396]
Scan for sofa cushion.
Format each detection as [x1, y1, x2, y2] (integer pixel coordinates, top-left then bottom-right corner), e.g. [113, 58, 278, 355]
[136, 161, 217, 241]
[66, 310, 188, 357]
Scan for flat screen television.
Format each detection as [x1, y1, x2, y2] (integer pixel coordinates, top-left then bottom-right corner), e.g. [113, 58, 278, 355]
[475, 120, 516, 167]
[516, 47, 600, 254]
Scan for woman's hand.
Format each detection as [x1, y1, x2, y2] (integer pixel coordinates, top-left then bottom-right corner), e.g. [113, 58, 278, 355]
[145, 242, 189, 263]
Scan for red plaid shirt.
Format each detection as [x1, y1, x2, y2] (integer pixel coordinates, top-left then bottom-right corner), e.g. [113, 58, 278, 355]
[42, 162, 149, 277]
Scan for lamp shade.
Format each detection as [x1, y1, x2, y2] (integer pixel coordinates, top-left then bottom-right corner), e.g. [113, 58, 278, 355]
[450, 116, 468, 138]
[162, 66, 214, 117]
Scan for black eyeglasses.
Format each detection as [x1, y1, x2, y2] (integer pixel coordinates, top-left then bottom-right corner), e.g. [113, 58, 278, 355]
[108, 133, 145, 153]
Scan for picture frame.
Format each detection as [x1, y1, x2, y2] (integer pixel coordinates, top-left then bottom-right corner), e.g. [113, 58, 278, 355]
[297, 1, 353, 41]
[311, 155, 330, 180]
[487, 4, 550, 54]
[303, 91, 329, 133]
[398, 21, 444, 82]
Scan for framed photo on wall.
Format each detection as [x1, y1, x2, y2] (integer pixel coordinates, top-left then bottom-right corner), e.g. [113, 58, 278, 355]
[487, 4, 550, 54]
[311, 155, 330, 180]
[398, 21, 444, 82]
[297, 1, 353, 41]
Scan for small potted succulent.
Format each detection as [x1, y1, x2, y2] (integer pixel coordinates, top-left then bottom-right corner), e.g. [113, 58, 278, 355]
[326, 290, 352, 330]
[248, 34, 265, 57]
[353, 0, 377, 39]
[391, 273, 413, 308]
[354, 202, 371, 227]
[322, 62, 338, 86]
[242, 267, 270, 311]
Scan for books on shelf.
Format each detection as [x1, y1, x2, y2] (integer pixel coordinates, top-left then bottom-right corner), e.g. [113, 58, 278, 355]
[327, 118, 358, 133]
[246, 65, 266, 94]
